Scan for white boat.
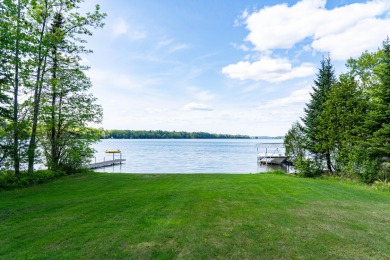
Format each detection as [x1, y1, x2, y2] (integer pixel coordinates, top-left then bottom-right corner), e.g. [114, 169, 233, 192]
[258, 155, 287, 165]
[256, 143, 287, 165]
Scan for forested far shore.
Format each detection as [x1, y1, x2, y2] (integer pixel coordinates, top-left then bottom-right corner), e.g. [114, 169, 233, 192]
[100, 130, 251, 139]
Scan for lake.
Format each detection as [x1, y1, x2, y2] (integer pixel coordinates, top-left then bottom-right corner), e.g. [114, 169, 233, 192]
[92, 139, 287, 174]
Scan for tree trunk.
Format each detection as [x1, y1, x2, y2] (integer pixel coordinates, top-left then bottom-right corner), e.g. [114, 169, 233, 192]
[326, 151, 333, 175]
[13, 0, 21, 176]
[27, 0, 49, 174]
[49, 12, 63, 170]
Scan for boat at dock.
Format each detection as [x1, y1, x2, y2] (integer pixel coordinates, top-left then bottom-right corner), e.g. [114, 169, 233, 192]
[256, 143, 287, 165]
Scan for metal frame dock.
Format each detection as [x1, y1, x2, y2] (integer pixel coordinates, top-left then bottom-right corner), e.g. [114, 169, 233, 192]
[88, 149, 125, 169]
[87, 159, 126, 169]
[256, 143, 287, 165]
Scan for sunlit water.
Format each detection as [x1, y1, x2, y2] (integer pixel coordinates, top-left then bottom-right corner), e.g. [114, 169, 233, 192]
[91, 139, 288, 174]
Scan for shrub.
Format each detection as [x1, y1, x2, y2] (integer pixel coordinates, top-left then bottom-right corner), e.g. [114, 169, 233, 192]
[294, 157, 324, 178]
[0, 168, 90, 189]
[372, 180, 390, 192]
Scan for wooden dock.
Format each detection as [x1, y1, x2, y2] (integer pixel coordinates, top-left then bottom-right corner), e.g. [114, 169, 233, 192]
[87, 159, 126, 169]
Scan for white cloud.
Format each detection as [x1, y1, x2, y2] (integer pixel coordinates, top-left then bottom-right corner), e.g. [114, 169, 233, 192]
[243, 0, 390, 59]
[221, 56, 316, 82]
[129, 30, 147, 40]
[312, 18, 390, 59]
[187, 86, 215, 101]
[155, 38, 190, 53]
[86, 68, 161, 93]
[169, 43, 190, 53]
[157, 38, 174, 49]
[113, 18, 128, 37]
[112, 18, 147, 40]
[231, 43, 250, 51]
[145, 107, 169, 113]
[246, 86, 313, 131]
[183, 102, 214, 111]
[258, 87, 311, 109]
[234, 9, 250, 27]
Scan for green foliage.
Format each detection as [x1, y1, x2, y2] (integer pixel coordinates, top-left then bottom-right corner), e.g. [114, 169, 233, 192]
[372, 180, 390, 192]
[267, 170, 288, 175]
[0, 0, 105, 175]
[378, 162, 390, 182]
[0, 168, 95, 189]
[103, 129, 250, 139]
[302, 56, 336, 173]
[293, 157, 324, 178]
[346, 50, 382, 89]
[284, 122, 306, 162]
[318, 74, 366, 173]
[287, 37, 390, 182]
[363, 37, 390, 159]
[0, 169, 60, 189]
[42, 128, 101, 172]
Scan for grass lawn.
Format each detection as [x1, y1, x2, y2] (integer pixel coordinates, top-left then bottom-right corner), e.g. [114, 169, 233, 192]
[1, 172, 389, 259]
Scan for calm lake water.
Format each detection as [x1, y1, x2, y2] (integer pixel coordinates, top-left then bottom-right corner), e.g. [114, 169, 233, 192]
[91, 139, 287, 174]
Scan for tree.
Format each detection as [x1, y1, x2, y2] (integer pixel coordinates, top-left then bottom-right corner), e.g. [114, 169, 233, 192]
[302, 56, 336, 174]
[1, 0, 105, 175]
[0, 0, 32, 174]
[26, 0, 53, 174]
[318, 74, 366, 174]
[366, 37, 390, 159]
[284, 122, 306, 163]
[38, 1, 105, 172]
[346, 50, 382, 90]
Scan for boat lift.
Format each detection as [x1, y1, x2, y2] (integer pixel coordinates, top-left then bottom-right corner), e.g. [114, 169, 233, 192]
[256, 143, 287, 165]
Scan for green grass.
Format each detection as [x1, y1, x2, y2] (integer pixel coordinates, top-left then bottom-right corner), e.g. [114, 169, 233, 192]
[1, 173, 389, 259]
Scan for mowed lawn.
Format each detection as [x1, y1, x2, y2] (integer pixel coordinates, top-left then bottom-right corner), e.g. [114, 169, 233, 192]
[1, 173, 389, 259]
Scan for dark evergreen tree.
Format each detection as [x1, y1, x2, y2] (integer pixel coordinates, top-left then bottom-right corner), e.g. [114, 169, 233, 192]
[318, 74, 366, 174]
[365, 37, 390, 159]
[302, 56, 336, 173]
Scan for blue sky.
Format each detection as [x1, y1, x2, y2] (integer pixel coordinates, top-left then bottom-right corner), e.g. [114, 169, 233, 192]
[81, 0, 390, 136]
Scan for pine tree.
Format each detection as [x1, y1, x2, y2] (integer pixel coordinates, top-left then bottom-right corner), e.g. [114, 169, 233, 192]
[318, 74, 366, 173]
[366, 37, 390, 159]
[302, 56, 336, 173]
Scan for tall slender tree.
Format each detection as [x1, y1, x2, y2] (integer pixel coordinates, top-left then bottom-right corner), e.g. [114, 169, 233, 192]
[0, 0, 31, 174]
[302, 56, 336, 173]
[27, 0, 52, 174]
[39, 1, 105, 171]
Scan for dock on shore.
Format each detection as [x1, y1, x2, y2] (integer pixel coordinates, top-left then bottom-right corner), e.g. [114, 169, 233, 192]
[87, 159, 126, 169]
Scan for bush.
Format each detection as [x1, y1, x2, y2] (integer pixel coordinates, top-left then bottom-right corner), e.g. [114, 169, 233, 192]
[0, 168, 91, 189]
[341, 148, 389, 184]
[267, 170, 287, 175]
[378, 162, 390, 182]
[294, 157, 324, 178]
[372, 180, 390, 192]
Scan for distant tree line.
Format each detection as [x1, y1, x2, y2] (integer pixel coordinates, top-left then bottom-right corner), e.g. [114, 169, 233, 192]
[0, 0, 105, 181]
[101, 130, 250, 139]
[285, 37, 390, 183]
